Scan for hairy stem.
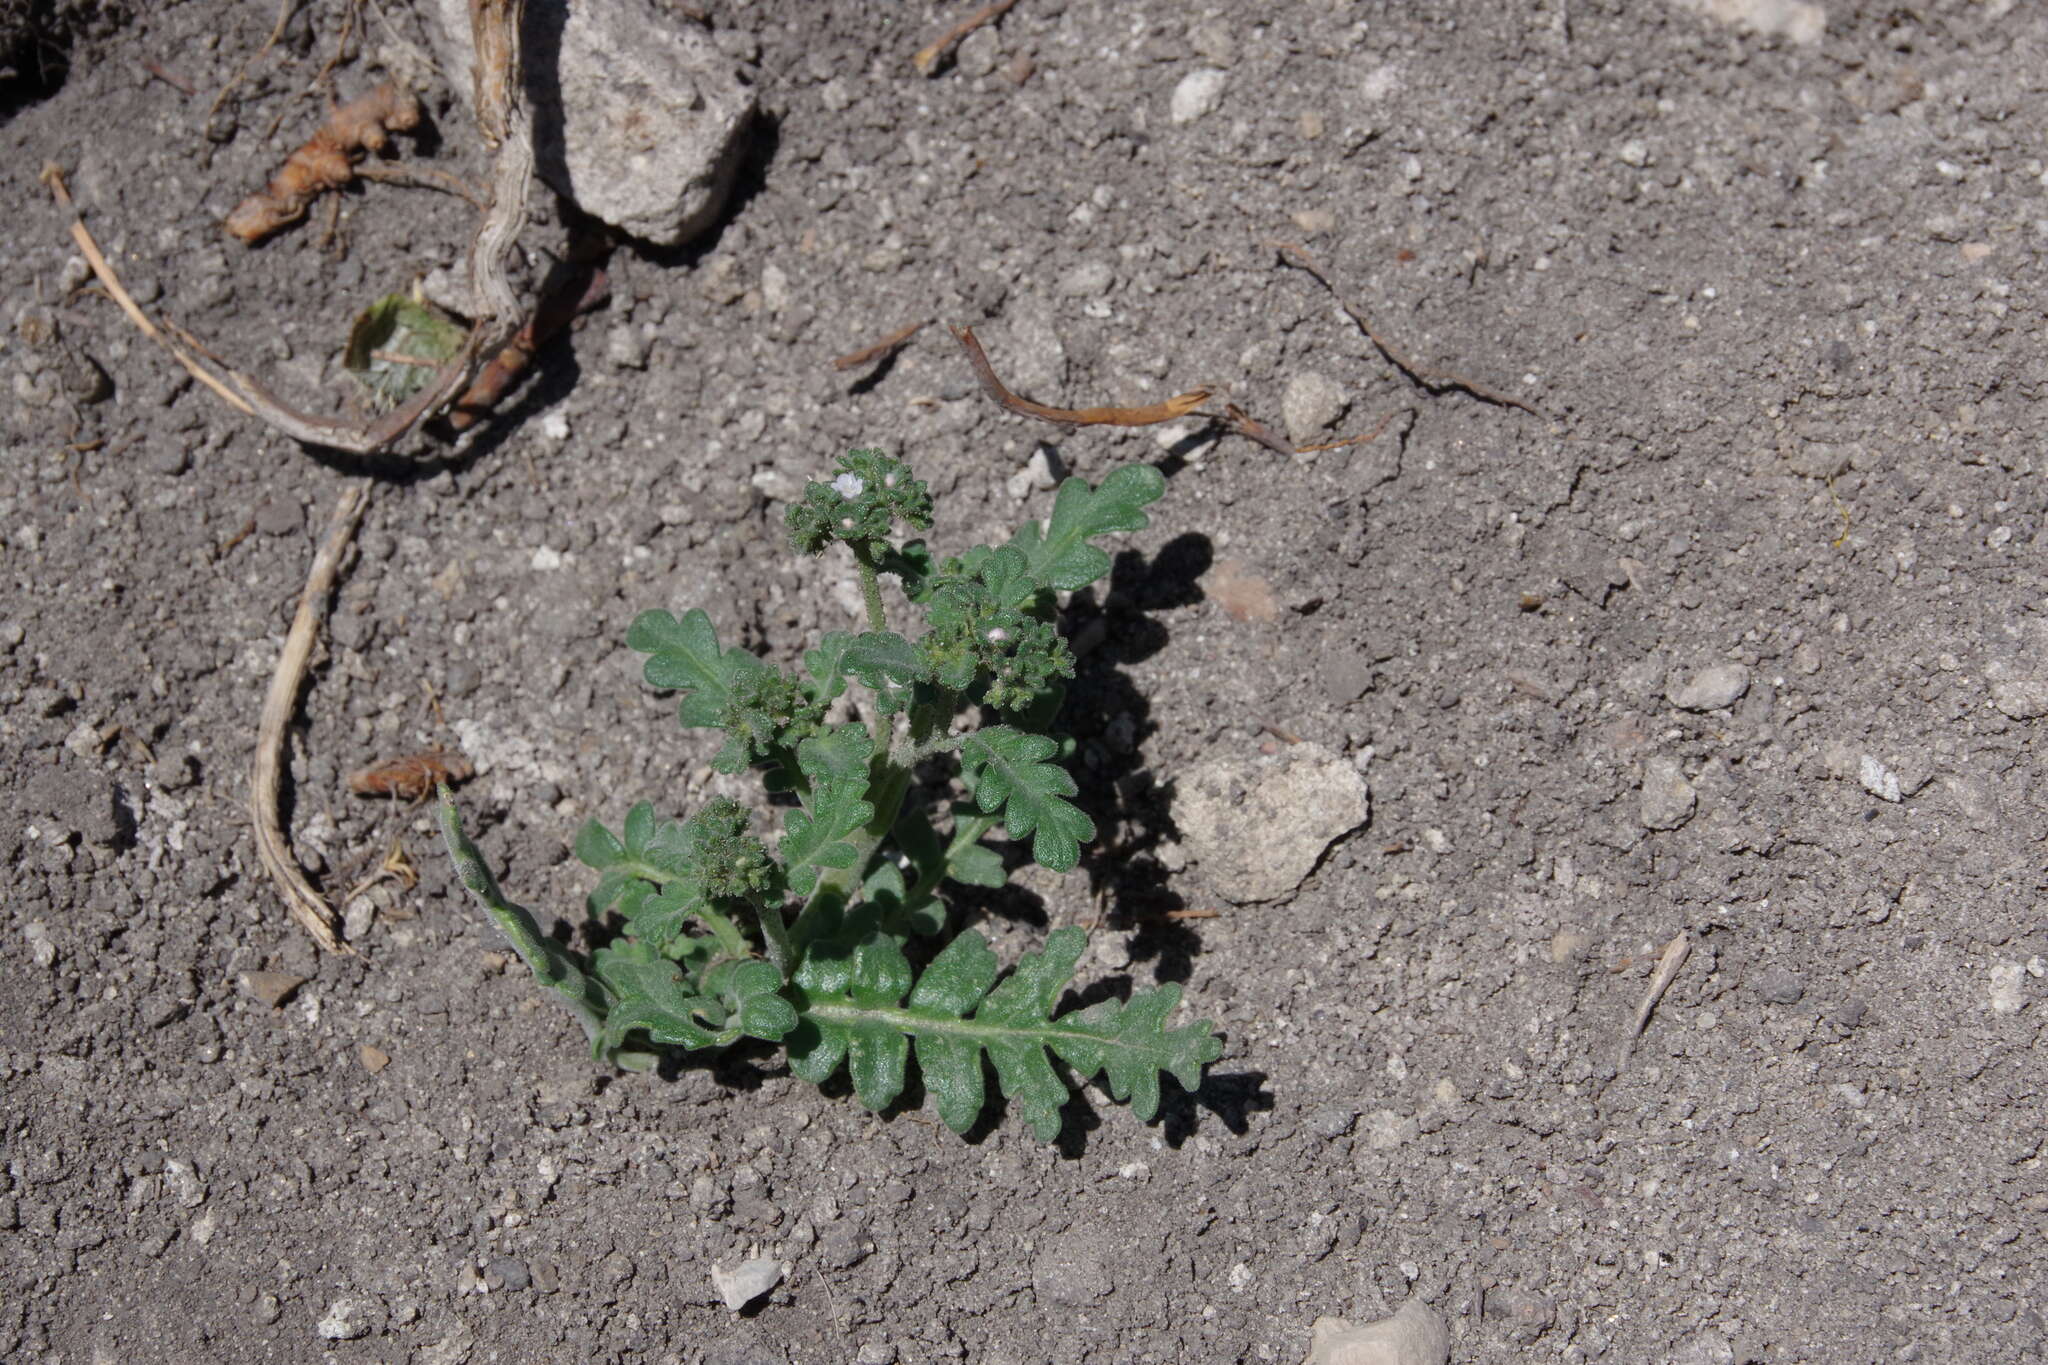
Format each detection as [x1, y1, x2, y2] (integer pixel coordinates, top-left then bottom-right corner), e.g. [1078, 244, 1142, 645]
[757, 900, 796, 980]
[850, 542, 887, 633]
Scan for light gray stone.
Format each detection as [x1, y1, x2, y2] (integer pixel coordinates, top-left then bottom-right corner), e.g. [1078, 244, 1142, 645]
[1639, 755, 1697, 830]
[1305, 1298, 1450, 1365]
[432, 0, 755, 247]
[1177, 744, 1368, 903]
[710, 1257, 784, 1312]
[1989, 678, 2048, 720]
[1282, 372, 1350, 449]
[1170, 68, 1228, 123]
[1667, 663, 1750, 711]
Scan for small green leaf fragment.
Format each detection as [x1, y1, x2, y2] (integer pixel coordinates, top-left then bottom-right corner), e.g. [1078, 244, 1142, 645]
[344, 292, 466, 409]
[842, 631, 928, 713]
[945, 841, 1006, 889]
[573, 818, 624, 870]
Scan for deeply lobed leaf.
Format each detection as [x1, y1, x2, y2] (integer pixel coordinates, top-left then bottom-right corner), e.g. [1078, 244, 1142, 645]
[789, 923, 1222, 1141]
[958, 726, 1094, 873]
[627, 608, 765, 730]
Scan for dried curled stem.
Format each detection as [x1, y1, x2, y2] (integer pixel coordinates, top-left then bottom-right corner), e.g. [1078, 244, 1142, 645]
[950, 324, 1211, 429]
[250, 484, 370, 955]
[224, 81, 422, 244]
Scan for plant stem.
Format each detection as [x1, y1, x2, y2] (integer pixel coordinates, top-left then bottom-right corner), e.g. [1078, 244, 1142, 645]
[850, 543, 887, 632]
[757, 901, 796, 980]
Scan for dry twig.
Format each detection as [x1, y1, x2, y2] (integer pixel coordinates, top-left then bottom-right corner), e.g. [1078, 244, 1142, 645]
[914, 0, 1020, 76]
[448, 261, 611, 431]
[951, 324, 1211, 428]
[251, 484, 370, 955]
[1619, 930, 1692, 1066]
[834, 318, 929, 372]
[1269, 241, 1545, 419]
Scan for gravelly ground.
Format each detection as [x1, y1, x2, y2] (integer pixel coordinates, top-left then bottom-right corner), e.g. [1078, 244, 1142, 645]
[3, 2, 2045, 1362]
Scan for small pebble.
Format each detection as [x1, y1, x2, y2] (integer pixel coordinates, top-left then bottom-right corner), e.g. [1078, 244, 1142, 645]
[315, 1297, 381, 1341]
[254, 498, 303, 537]
[1306, 1103, 1357, 1138]
[1988, 961, 2027, 1015]
[1282, 371, 1349, 448]
[1305, 1298, 1450, 1365]
[485, 1256, 531, 1292]
[359, 1045, 391, 1074]
[710, 1257, 784, 1311]
[1668, 664, 1751, 711]
[1639, 755, 1697, 831]
[1171, 68, 1228, 124]
[605, 323, 651, 369]
[1754, 966, 1805, 1006]
[1055, 261, 1114, 297]
[240, 970, 307, 1009]
[1858, 754, 1902, 803]
[1989, 679, 2048, 720]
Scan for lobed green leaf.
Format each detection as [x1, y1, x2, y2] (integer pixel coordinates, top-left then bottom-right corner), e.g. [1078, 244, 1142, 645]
[627, 608, 766, 729]
[958, 726, 1095, 873]
[788, 924, 1220, 1141]
[1007, 464, 1166, 593]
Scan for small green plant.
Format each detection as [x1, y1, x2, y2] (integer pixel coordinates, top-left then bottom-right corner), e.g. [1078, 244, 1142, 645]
[439, 451, 1221, 1140]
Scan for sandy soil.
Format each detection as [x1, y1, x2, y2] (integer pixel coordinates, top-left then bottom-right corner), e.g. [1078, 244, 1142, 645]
[3, 2, 2045, 1362]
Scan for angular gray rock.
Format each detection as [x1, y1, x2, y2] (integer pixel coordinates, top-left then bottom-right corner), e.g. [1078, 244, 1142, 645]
[1639, 754, 1697, 830]
[433, 0, 755, 247]
[1305, 1298, 1450, 1365]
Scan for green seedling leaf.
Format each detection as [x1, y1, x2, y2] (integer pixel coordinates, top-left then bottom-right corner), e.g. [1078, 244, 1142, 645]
[803, 632, 857, 704]
[1007, 463, 1166, 593]
[627, 608, 766, 729]
[792, 924, 1221, 1141]
[959, 726, 1095, 873]
[439, 454, 1224, 1134]
[779, 725, 877, 897]
[344, 292, 466, 409]
[842, 630, 928, 714]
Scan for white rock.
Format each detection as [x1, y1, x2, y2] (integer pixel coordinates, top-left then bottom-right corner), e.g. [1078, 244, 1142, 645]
[1988, 961, 2027, 1015]
[1171, 68, 1228, 124]
[429, 0, 755, 246]
[1176, 744, 1369, 903]
[1667, 664, 1750, 711]
[1055, 261, 1115, 297]
[1282, 372, 1349, 449]
[1857, 754, 1902, 803]
[1006, 446, 1061, 501]
[316, 1298, 382, 1341]
[711, 1257, 785, 1312]
[1305, 1298, 1450, 1365]
[1669, 0, 1825, 45]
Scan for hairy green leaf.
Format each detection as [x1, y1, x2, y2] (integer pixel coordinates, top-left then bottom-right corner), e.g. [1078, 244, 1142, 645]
[779, 725, 877, 897]
[627, 608, 765, 729]
[790, 924, 1220, 1141]
[958, 726, 1095, 872]
[842, 630, 928, 714]
[1007, 464, 1166, 593]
